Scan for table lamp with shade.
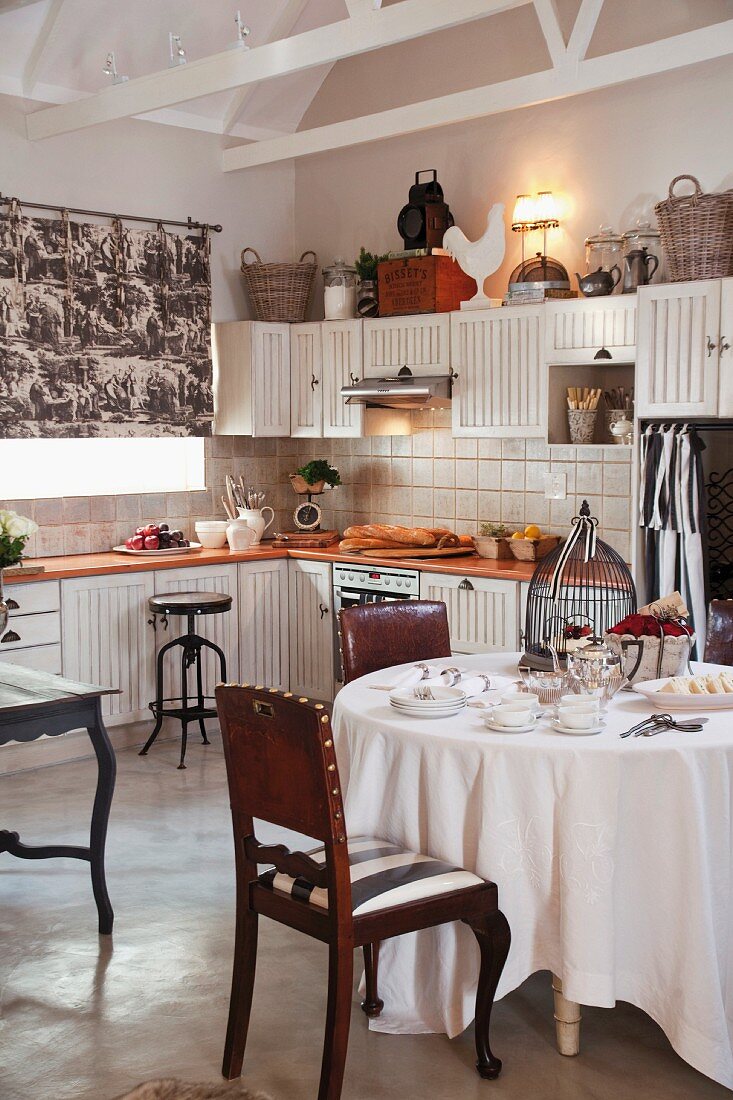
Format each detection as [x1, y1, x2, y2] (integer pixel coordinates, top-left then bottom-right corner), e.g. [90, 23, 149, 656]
[509, 189, 569, 298]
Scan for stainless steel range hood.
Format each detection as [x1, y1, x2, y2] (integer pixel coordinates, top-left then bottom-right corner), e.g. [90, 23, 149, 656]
[341, 366, 452, 410]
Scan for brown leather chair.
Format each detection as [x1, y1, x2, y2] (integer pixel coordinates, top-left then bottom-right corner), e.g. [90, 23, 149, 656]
[704, 600, 733, 665]
[216, 685, 510, 1100]
[338, 600, 452, 684]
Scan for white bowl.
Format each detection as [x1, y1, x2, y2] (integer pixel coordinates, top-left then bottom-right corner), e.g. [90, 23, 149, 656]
[556, 706, 597, 730]
[493, 703, 534, 728]
[195, 522, 228, 549]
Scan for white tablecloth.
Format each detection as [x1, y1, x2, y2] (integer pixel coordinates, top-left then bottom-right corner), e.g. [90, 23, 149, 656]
[332, 653, 733, 1090]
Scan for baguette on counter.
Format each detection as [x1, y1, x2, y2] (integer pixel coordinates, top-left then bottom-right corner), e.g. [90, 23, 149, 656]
[339, 524, 474, 555]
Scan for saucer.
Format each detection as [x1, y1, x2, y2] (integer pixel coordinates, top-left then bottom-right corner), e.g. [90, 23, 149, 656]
[483, 716, 537, 734]
[551, 717, 606, 736]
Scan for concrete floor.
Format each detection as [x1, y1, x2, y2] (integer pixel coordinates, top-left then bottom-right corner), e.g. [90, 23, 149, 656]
[0, 736, 727, 1100]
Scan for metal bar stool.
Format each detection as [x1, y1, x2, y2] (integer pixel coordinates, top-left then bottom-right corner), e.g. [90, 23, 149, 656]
[140, 591, 232, 769]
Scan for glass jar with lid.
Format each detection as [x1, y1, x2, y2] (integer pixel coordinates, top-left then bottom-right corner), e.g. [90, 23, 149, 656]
[622, 219, 665, 283]
[584, 226, 624, 289]
[322, 257, 357, 320]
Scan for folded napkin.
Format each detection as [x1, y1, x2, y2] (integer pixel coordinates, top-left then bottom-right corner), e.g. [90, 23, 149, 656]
[372, 665, 493, 698]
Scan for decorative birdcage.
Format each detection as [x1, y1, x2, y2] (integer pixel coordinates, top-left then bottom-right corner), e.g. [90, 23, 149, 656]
[523, 500, 637, 663]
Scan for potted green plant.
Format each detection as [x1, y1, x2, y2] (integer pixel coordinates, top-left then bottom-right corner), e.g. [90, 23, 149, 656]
[290, 460, 342, 495]
[0, 509, 38, 632]
[475, 521, 514, 560]
[355, 247, 389, 318]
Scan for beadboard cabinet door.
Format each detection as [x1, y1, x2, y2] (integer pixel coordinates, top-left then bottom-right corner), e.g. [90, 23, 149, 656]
[363, 314, 450, 377]
[238, 559, 289, 691]
[636, 280, 721, 417]
[213, 320, 290, 436]
[716, 279, 733, 418]
[546, 298, 637, 364]
[153, 564, 239, 701]
[420, 572, 520, 653]
[61, 571, 156, 726]
[288, 559, 334, 700]
[322, 319, 364, 437]
[290, 323, 323, 438]
[451, 306, 546, 436]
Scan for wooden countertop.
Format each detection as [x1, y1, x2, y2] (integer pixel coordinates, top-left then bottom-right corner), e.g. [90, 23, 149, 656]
[6, 545, 537, 585]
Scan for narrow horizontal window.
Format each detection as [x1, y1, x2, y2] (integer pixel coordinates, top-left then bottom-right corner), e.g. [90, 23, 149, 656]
[0, 437, 206, 498]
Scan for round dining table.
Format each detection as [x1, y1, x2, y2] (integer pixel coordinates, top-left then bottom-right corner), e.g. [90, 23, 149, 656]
[332, 652, 733, 1091]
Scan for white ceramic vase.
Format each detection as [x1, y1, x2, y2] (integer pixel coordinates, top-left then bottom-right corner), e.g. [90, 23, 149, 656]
[226, 519, 256, 551]
[236, 507, 274, 545]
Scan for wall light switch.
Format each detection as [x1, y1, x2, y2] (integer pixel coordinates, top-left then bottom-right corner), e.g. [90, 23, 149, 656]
[543, 471, 566, 500]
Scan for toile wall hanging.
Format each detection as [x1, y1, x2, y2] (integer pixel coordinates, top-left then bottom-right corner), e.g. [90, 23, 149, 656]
[0, 201, 213, 437]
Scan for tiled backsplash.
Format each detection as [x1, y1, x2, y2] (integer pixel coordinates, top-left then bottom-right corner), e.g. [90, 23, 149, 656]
[1, 415, 634, 560]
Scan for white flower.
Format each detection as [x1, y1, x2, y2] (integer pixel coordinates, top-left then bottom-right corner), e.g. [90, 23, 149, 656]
[4, 512, 37, 539]
[0, 510, 12, 533]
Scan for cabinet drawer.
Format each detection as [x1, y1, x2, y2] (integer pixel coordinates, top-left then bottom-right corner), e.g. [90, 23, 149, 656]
[1, 611, 61, 650]
[419, 573, 519, 652]
[3, 580, 60, 615]
[363, 315, 450, 377]
[0, 643, 62, 674]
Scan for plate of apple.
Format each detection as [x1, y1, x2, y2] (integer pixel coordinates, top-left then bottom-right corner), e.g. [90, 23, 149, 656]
[114, 523, 202, 555]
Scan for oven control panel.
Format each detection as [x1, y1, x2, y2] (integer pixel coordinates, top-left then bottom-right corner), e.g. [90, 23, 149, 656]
[333, 564, 420, 595]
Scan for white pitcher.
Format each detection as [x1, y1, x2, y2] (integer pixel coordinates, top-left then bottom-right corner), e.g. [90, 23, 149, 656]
[237, 506, 274, 545]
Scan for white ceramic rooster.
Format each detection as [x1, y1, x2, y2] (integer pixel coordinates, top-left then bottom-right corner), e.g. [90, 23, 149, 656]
[443, 202, 506, 310]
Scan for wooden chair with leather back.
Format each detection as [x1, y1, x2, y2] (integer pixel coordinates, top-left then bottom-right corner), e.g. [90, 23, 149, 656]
[338, 600, 452, 684]
[216, 684, 510, 1100]
[704, 600, 733, 665]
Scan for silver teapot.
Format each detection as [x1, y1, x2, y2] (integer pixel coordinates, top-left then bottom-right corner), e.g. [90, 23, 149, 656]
[576, 266, 621, 297]
[565, 636, 625, 703]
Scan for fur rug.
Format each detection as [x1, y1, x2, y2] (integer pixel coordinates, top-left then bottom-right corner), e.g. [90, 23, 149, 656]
[113, 1080, 272, 1100]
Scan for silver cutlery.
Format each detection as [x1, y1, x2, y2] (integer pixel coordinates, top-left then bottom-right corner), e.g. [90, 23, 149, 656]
[620, 713, 708, 738]
[414, 685, 436, 701]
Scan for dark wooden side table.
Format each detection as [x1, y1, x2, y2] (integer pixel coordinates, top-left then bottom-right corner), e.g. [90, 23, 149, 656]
[0, 663, 118, 934]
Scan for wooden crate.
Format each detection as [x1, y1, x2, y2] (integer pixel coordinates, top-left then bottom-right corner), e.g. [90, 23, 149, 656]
[377, 255, 477, 316]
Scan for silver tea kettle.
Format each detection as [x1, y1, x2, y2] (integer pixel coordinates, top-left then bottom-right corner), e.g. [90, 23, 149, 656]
[565, 635, 625, 701]
[622, 247, 659, 294]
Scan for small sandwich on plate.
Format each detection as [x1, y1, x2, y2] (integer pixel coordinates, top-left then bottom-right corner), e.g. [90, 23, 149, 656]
[661, 673, 733, 694]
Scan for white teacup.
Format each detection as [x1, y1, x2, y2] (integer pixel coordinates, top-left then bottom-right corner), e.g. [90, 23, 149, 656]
[557, 706, 598, 730]
[559, 694, 600, 712]
[492, 703, 534, 728]
[501, 690, 540, 712]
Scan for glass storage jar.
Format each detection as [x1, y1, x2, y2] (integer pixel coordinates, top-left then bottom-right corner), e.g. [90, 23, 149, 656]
[584, 226, 624, 290]
[323, 257, 357, 320]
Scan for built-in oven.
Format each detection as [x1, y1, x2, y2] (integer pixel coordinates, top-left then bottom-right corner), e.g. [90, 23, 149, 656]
[332, 562, 421, 683]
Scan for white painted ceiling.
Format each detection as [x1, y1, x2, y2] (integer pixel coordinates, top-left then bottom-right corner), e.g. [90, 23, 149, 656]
[0, 0, 346, 139]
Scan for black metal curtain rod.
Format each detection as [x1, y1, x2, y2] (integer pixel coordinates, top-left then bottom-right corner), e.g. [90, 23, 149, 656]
[640, 419, 733, 432]
[0, 193, 222, 233]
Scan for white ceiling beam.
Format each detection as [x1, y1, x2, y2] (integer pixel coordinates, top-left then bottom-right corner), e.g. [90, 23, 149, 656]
[223, 0, 310, 136]
[566, 0, 604, 62]
[22, 0, 64, 96]
[26, 0, 528, 141]
[532, 0, 567, 68]
[345, 0, 382, 15]
[222, 19, 733, 171]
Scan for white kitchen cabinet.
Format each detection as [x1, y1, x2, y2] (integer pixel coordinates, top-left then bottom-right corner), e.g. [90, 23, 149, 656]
[290, 320, 364, 439]
[636, 280, 722, 417]
[546, 297, 637, 364]
[290, 323, 323, 438]
[363, 314, 450, 378]
[288, 559, 334, 700]
[420, 572, 520, 653]
[322, 319, 364, 437]
[61, 571, 156, 726]
[238, 559, 289, 690]
[0, 580, 62, 673]
[153, 564, 239, 702]
[451, 306, 546, 437]
[213, 320, 290, 436]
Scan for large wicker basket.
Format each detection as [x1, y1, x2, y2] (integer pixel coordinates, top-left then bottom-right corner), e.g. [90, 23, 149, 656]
[240, 248, 317, 322]
[655, 175, 733, 282]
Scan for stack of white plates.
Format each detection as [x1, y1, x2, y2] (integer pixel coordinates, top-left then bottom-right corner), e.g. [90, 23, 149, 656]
[389, 685, 467, 719]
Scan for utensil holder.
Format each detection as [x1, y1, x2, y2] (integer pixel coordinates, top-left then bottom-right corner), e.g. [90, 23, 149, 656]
[567, 408, 597, 445]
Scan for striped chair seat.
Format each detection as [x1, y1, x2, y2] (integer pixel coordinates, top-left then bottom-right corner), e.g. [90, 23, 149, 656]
[259, 837, 483, 917]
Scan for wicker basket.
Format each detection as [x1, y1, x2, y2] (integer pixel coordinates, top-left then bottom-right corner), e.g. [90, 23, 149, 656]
[655, 175, 733, 282]
[240, 248, 317, 322]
